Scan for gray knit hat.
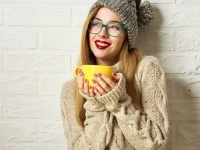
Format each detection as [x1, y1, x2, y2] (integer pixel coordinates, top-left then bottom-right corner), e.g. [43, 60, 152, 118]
[88, 0, 155, 50]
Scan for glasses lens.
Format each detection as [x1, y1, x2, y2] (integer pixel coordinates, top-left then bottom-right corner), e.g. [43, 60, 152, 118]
[88, 20, 125, 37]
[88, 20, 102, 34]
[107, 23, 121, 37]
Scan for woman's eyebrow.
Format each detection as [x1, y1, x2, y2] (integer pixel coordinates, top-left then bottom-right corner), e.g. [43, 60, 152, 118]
[93, 17, 122, 24]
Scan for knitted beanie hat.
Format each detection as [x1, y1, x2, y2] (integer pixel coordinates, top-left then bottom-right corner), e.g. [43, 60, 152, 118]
[88, 0, 155, 49]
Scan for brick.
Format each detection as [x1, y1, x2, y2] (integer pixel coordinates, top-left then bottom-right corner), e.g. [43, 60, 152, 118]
[0, 74, 36, 95]
[169, 102, 200, 120]
[0, 145, 5, 150]
[5, 6, 71, 26]
[72, 5, 91, 27]
[179, 76, 200, 98]
[0, 11, 2, 25]
[37, 74, 71, 95]
[150, 0, 175, 3]
[0, 0, 36, 2]
[6, 52, 71, 73]
[151, 5, 177, 28]
[0, 53, 2, 72]
[39, 0, 95, 3]
[0, 123, 36, 141]
[180, 0, 200, 3]
[152, 5, 200, 27]
[0, 100, 2, 118]
[178, 123, 200, 144]
[0, 30, 36, 49]
[6, 145, 66, 150]
[167, 124, 178, 144]
[39, 29, 81, 50]
[136, 31, 175, 51]
[166, 74, 198, 103]
[37, 146, 66, 150]
[37, 53, 71, 73]
[196, 57, 200, 74]
[166, 76, 179, 99]
[4, 99, 60, 118]
[6, 52, 37, 72]
[37, 122, 66, 143]
[166, 144, 200, 150]
[176, 31, 200, 51]
[71, 51, 80, 72]
[159, 55, 198, 74]
[174, 5, 200, 27]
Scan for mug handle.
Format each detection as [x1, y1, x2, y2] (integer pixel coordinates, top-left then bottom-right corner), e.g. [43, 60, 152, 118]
[74, 66, 82, 77]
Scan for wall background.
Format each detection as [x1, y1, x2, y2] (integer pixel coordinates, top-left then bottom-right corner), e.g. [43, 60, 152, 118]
[0, 0, 200, 150]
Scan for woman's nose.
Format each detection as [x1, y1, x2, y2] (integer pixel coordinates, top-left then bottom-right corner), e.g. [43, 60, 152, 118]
[98, 27, 109, 38]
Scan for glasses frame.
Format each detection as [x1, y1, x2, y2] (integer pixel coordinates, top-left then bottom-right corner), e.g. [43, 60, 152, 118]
[88, 20, 127, 37]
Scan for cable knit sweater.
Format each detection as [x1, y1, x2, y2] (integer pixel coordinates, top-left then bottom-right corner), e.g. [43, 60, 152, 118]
[60, 56, 169, 150]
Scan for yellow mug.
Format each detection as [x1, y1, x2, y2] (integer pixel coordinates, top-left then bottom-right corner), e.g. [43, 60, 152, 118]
[74, 65, 117, 86]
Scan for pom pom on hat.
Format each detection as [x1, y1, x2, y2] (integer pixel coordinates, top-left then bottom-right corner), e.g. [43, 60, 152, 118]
[88, 0, 155, 50]
[137, 1, 155, 30]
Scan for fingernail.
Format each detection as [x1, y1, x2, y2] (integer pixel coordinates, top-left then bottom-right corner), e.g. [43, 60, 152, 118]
[92, 79, 96, 84]
[78, 69, 83, 76]
[98, 73, 102, 77]
[94, 73, 98, 78]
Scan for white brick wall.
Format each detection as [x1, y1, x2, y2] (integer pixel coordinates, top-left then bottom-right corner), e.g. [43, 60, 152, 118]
[0, 0, 199, 150]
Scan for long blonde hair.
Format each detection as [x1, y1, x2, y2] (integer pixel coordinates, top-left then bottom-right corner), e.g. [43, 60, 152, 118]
[74, 8, 144, 127]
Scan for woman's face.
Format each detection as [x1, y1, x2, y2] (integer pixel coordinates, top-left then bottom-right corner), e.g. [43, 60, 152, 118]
[89, 7, 126, 65]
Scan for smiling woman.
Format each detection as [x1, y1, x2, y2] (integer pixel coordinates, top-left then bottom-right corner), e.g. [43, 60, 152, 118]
[89, 7, 127, 66]
[60, 0, 169, 150]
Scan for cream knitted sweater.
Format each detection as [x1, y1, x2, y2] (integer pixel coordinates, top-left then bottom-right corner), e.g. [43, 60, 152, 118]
[60, 56, 169, 150]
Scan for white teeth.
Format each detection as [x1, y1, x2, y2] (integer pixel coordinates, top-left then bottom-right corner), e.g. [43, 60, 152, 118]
[97, 42, 108, 46]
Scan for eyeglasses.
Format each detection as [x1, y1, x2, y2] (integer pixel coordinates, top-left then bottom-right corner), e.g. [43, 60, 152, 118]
[88, 20, 126, 37]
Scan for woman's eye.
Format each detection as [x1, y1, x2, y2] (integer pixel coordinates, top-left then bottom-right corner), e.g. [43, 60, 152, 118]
[109, 24, 120, 30]
[92, 21, 100, 26]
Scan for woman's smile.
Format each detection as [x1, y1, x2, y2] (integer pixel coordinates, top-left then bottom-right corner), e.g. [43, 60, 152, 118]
[95, 40, 111, 49]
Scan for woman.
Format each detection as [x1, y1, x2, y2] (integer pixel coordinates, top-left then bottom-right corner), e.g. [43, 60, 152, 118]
[61, 0, 169, 149]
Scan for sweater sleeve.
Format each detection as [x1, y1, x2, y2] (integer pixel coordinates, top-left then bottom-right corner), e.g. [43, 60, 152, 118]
[60, 80, 113, 150]
[94, 58, 169, 150]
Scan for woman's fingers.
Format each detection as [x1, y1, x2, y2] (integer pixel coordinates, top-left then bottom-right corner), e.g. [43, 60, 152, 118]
[83, 79, 89, 95]
[77, 70, 120, 97]
[77, 69, 90, 96]
[95, 73, 117, 90]
[92, 72, 119, 96]
[112, 72, 121, 82]
[77, 69, 84, 89]
[89, 86, 95, 97]
[93, 86, 101, 96]
[92, 79, 106, 95]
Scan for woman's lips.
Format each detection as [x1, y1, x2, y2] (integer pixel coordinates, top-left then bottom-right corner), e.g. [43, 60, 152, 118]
[95, 40, 111, 49]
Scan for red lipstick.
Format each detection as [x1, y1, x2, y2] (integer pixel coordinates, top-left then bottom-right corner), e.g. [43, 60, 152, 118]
[95, 40, 111, 49]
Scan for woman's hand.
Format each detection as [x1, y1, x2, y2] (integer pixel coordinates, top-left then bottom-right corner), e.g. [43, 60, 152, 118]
[77, 69, 121, 97]
[92, 72, 121, 96]
[77, 69, 94, 97]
